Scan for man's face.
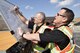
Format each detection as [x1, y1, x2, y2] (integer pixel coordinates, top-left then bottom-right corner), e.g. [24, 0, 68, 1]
[34, 13, 43, 24]
[53, 9, 67, 25]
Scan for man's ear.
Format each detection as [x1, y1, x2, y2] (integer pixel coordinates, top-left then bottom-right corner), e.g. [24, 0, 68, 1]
[62, 17, 67, 22]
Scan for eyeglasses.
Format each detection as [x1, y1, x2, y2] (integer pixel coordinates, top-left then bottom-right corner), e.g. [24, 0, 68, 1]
[57, 13, 66, 17]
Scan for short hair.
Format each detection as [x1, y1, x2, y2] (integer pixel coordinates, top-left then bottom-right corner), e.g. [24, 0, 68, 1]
[61, 7, 75, 25]
[37, 12, 46, 22]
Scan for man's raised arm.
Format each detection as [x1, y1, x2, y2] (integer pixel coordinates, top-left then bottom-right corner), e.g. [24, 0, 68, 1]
[13, 6, 29, 25]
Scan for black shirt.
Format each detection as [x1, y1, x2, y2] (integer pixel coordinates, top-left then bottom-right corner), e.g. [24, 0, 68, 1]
[28, 21, 34, 30]
[28, 21, 44, 33]
[39, 28, 70, 50]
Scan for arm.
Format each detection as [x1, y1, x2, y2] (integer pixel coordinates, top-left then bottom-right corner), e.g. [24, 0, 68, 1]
[24, 29, 69, 41]
[39, 29, 69, 42]
[18, 28, 69, 43]
[22, 29, 67, 42]
[23, 33, 40, 42]
[14, 6, 28, 25]
[17, 12, 28, 24]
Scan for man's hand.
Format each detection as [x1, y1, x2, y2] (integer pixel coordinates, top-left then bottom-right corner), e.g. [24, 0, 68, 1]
[13, 6, 19, 13]
[10, 6, 20, 14]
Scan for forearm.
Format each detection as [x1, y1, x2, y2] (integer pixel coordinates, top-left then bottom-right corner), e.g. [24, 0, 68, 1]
[23, 33, 40, 41]
[17, 12, 28, 24]
[13, 6, 28, 24]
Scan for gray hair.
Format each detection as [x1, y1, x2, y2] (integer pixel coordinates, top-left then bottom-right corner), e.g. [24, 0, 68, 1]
[36, 12, 46, 22]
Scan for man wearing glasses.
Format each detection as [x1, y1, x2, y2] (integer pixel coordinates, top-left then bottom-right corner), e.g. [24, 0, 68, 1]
[18, 7, 75, 53]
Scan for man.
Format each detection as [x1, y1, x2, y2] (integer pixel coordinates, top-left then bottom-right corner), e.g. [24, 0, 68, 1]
[14, 6, 46, 53]
[13, 6, 46, 32]
[18, 7, 75, 53]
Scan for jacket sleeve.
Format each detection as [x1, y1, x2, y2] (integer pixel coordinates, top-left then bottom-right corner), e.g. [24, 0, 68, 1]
[39, 29, 69, 43]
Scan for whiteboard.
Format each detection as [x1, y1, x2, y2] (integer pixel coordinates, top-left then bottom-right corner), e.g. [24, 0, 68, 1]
[0, 0, 30, 41]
